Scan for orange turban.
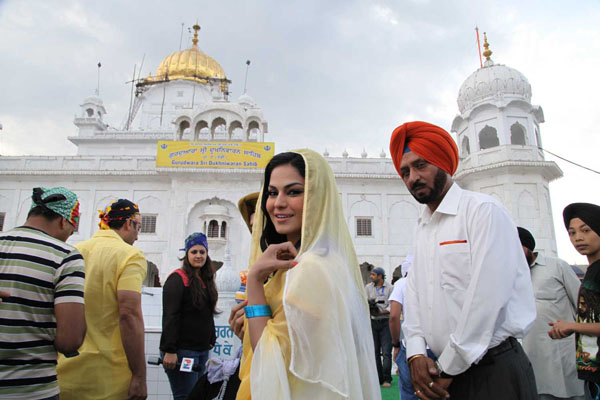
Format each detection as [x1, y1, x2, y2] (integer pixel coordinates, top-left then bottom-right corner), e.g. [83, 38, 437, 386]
[389, 121, 459, 176]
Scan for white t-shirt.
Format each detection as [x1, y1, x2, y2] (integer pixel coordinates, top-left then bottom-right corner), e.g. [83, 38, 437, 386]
[389, 277, 406, 305]
[389, 277, 407, 345]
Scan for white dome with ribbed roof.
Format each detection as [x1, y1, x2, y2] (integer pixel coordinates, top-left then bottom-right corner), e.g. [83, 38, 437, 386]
[457, 63, 531, 114]
[457, 34, 532, 115]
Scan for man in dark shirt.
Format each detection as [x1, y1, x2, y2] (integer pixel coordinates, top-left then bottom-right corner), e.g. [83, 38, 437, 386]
[550, 202, 600, 399]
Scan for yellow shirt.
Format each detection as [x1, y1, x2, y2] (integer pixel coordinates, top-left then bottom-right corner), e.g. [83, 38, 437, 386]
[57, 229, 146, 400]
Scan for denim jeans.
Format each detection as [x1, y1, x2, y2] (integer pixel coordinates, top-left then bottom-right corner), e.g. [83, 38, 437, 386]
[162, 349, 209, 400]
[396, 343, 437, 400]
[371, 318, 392, 384]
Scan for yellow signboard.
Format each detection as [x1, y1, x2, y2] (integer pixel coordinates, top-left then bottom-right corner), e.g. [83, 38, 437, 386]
[156, 141, 275, 169]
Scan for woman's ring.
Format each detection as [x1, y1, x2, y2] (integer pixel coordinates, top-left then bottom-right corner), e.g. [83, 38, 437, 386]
[428, 381, 434, 388]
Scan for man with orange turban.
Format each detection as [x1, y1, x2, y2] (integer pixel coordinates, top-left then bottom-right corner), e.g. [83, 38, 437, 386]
[390, 121, 538, 400]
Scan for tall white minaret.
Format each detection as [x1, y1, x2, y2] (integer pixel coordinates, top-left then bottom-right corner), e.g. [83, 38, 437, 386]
[452, 34, 563, 256]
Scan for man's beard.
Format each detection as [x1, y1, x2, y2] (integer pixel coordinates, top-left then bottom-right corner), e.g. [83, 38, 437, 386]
[409, 168, 447, 204]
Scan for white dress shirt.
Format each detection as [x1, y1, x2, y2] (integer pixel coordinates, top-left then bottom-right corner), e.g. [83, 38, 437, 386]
[404, 183, 536, 376]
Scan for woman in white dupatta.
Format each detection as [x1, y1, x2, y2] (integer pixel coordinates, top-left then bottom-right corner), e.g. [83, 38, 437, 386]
[236, 149, 380, 400]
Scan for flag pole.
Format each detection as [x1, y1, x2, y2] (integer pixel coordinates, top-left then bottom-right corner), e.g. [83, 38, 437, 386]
[475, 27, 483, 68]
[97, 62, 102, 96]
[243, 60, 251, 94]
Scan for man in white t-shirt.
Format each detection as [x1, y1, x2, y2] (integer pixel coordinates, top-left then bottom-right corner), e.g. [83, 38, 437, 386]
[389, 254, 436, 400]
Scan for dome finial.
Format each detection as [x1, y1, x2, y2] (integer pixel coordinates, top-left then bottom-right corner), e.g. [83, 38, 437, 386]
[192, 22, 201, 46]
[482, 32, 493, 61]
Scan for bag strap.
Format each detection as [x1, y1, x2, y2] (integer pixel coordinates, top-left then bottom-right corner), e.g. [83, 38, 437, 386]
[170, 268, 190, 287]
[169, 268, 208, 289]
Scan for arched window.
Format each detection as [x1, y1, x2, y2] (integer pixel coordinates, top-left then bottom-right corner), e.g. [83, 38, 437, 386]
[479, 125, 499, 149]
[194, 120, 208, 140]
[510, 122, 526, 145]
[208, 220, 219, 238]
[86, 108, 94, 117]
[178, 120, 190, 140]
[247, 120, 260, 141]
[228, 120, 243, 141]
[211, 118, 226, 139]
[220, 221, 227, 238]
[461, 136, 471, 157]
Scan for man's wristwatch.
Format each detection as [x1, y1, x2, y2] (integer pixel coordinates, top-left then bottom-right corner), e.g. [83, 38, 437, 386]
[435, 360, 453, 379]
[392, 341, 401, 348]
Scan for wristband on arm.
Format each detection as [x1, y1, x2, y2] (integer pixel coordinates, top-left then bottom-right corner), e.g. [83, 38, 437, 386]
[244, 304, 272, 318]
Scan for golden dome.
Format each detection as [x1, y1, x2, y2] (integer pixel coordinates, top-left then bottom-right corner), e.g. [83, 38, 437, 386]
[146, 24, 227, 87]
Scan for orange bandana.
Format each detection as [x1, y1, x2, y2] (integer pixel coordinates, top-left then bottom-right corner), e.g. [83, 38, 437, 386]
[389, 121, 459, 176]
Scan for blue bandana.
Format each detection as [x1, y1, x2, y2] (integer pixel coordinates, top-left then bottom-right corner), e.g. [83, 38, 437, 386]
[181, 232, 208, 252]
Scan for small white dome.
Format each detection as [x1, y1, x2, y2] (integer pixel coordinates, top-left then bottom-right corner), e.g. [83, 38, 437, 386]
[342, 149, 348, 158]
[380, 149, 386, 158]
[81, 95, 104, 107]
[361, 149, 368, 158]
[457, 62, 532, 114]
[323, 149, 329, 157]
[237, 93, 256, 107]
[216, 247, 239, 293]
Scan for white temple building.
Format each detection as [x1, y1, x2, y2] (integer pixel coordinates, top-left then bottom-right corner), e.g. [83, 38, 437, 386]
[0, 30, 562, 279]
[0, 26, 563, 399]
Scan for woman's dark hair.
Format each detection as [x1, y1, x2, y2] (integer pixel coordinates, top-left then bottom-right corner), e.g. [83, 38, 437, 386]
[181, 252, 219, 315]
[260, 152, 306, 251]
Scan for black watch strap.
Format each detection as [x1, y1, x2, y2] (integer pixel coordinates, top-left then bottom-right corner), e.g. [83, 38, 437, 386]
[392, 341, 401, 348]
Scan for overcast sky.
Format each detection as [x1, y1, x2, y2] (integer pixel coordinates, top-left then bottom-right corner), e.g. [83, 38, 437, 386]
[1, 0, 598, 263]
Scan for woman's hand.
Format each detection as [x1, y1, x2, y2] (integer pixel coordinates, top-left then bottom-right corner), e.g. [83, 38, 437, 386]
[245, 242, 298, 350]
[163, 352, 178, 370]
[548, 319, 574, 339]
[247, 242, 298, 284]
[229, 301, 247, 340]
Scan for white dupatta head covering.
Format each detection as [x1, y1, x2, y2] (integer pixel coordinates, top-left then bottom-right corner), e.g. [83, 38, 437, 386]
[239, 149, 380, 400]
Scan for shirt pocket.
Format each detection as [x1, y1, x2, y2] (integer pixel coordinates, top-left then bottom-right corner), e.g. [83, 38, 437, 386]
[438, 242, 471, 291]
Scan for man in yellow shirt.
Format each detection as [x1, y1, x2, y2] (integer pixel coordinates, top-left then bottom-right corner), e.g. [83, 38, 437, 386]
[57, 199, 147, 400]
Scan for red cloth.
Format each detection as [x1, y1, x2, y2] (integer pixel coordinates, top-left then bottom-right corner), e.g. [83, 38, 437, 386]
[389, 121, 459, 176]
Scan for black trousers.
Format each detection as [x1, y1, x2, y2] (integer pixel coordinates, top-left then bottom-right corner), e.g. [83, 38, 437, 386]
[371, 318, 392, 384]
[448, 338, 538, 400]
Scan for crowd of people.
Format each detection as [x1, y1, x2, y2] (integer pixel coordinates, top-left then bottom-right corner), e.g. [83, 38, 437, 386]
[0, 121, 599, 400]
